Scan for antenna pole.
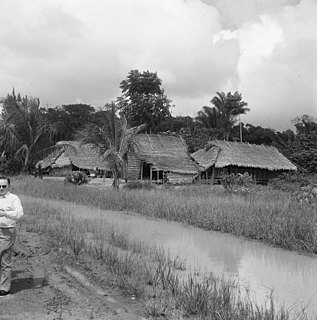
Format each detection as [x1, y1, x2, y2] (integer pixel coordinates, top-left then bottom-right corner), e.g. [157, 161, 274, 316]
[239, 114, 242, 142]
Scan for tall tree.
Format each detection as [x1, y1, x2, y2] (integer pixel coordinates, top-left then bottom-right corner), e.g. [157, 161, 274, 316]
[195, 106, 227, 139]
[0, 90, 56, 172]
[209, 91, 249, 140]
[76, 102, 145, 189]
[117, 70, 172, 133]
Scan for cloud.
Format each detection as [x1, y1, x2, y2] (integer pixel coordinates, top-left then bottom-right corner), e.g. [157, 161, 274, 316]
[237, 0, 317, 129]
[201, 0, 301, 29]
[202, 0, 317, 130]
[0, 0, 316, 130]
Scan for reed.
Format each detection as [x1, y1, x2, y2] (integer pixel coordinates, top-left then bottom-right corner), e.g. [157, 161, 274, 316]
[21, 198, 308, 320]
[14, 176, 317, 254]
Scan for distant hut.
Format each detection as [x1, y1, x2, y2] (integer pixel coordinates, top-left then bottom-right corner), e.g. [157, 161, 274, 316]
[191, 140, 297, 185]
[36, 141, 111, 177]
[126, 134, 199, 184]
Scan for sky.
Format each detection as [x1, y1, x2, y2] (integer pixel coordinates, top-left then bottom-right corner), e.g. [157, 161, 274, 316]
[0, 0, 316, 131]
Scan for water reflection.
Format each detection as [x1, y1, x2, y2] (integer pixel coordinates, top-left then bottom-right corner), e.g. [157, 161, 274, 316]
[28, 198, 317, 318]
[102, 211, 317, 317]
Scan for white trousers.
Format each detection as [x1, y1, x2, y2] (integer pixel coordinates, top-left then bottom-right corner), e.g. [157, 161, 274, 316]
[0, 227, 16, 292]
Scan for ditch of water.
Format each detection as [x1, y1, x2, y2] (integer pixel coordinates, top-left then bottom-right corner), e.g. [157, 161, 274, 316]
[26, 197, 317, 318]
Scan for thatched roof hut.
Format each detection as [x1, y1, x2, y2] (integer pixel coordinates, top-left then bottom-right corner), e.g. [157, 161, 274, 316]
[191, 140, 297, 184]
[37, 141, 110, 176]
[127, 134, 199, 184]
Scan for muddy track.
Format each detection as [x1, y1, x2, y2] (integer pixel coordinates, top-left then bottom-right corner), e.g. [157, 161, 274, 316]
[0, 208, 147, 320]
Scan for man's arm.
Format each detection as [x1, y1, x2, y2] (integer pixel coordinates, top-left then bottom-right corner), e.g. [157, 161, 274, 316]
[1, 197, 24, 220]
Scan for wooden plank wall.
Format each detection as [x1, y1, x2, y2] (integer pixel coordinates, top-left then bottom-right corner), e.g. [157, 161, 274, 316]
[167, 173, 195, 184]
[126, 153, 141, 180]
[50, 166, 72, 177]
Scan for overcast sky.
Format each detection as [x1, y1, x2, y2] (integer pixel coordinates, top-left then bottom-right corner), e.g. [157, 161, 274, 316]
[0, 0, 316, 131]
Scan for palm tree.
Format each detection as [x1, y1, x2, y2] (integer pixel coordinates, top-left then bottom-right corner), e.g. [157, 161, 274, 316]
[76, 102, 146, 189]
[195, 106, 226, 139]
[0, 92, 56, 172]
[210, 91, 249, 140]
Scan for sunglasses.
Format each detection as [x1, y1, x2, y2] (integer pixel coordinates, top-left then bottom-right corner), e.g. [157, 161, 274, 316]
[0, 185, 8, 189]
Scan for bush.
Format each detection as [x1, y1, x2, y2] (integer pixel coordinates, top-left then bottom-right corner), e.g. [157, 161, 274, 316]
[221, 173, 255, 194]
[0, 157, 22, 175]
[270, 172, 317, 206]
[65, 171, 89, 185]
[270, 172, 316, 192]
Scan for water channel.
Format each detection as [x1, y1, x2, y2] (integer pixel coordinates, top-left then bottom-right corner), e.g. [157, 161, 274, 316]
[107, 212, 317, 318]
[26, 197, 317, 318]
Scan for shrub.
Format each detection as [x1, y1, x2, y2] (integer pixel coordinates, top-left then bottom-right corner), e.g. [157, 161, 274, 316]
[270, 172, 317, 207]
[221, 173, 255, 194]
[65, 171, 89, 185]
[0, 156, 22, 175]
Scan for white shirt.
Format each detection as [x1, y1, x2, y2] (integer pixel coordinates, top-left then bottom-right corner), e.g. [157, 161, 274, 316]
[0, 192, 24, 228]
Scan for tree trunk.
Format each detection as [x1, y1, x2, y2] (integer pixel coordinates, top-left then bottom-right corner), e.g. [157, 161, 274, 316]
[112, 171, 120, 189]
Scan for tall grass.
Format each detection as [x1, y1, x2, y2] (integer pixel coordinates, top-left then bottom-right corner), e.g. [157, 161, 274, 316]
[22, 198, 309, 320]
[13, 176, 317, 254]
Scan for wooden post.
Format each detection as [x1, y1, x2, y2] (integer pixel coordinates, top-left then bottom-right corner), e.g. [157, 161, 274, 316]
[140, 162, 143, 180]
[150, 166, 152, 182]
[211, 167, 215, 185]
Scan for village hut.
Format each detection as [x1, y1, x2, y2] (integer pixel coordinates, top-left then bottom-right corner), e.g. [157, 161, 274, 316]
[36, 141, 111, 177]
[191, 140, 297, 185]
[126, 134, 199, 184]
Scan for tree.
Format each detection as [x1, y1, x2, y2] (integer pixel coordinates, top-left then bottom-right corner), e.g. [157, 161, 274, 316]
[117, 70, 172, 133]
[195, 106, 227, 139]
[76, 102, 146, 189]
[290, 115, 317, 172]
[62, 104, 95, 132]
[0, 90, 56, 172]
[45, 107, 73, 142]
[207, 91, 249, 140]
[243, 124, 277, 145]
[46, 104, 95, 142]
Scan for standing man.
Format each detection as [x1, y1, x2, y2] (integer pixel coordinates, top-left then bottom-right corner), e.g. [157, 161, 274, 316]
[0, 177, 23, 297]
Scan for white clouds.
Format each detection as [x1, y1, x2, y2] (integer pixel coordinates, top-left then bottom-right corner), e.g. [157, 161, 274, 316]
[237, 0, 317, 129]
[0, 0, 316, 130]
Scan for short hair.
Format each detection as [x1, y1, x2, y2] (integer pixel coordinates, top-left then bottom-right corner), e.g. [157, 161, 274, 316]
[0, 177, 10, 186]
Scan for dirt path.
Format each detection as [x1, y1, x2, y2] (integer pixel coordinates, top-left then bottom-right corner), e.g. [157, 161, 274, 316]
[0, 197, 147, 320]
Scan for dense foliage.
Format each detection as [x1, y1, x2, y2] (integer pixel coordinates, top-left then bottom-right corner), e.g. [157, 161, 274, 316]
[65, 171, 89, 185]
[195, 91, 249, 140]
[1, 76, 316, 174]
[221, 172, 255, 194]
[117, 70, 172, 133]
[0, 90, 56, 173]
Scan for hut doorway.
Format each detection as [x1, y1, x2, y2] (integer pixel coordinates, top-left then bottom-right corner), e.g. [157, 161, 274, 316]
[141, 163, 151, 180]
[141, 163, 164, 183]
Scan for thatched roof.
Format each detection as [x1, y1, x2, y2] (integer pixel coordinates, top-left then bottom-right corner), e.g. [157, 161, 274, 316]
[37, 141, 110, 171]
[134, 134, 199, 174]
[191, 140, 297, 171]
[37, 148, 64, 169]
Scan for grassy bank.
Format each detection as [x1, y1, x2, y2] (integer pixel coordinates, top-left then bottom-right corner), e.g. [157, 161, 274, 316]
[13, 176, 317, 254]
[21, 198, 309, 319]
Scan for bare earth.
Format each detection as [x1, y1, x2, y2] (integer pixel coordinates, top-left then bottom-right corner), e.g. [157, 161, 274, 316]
[0, 213, 147, 320]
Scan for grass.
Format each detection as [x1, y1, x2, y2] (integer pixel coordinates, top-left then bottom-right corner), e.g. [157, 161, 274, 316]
[13, 175, 317, 254]
[21, 197, 310, 319]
